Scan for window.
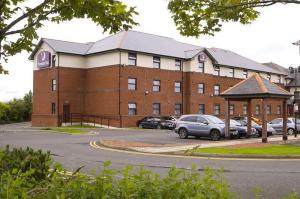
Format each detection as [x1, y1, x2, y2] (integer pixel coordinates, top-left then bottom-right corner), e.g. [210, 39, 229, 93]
[198, 83, 205, 94]
[277, 75, 281, 83]
[214, 104, 220, 115]
[214, 84, 220, 95]
[243, 70, 248, 78]
[229, 104, 235, 115]
[181, 115, 197, 122]
[199, 62, 205, 73]
[175, 59, 182, 71]
[243, 104, 247, 115]
[51, 103, 56, 114]
[128, 52, 137, 65]
[175, 82, 181, 93]
[153, 56, 161, 69]
[51, 55, 56, 67]
[229, 68, 234, 78]
[255, 105, 260, 115]
[128, 102, 137, 115]
[152, 103, 160, 115]
[214, 66, 220, 76]
[197, 116, 207, 124]
[51, 79, 57, 91]
[128, 78, 137, 90]
[199, 104, 205, 114]
[267, 73, 271, 81]
[153, 80, 161, 92]
[266, 105, 271, 115]
[175, 103, 182, 115]
[277, 105, 281, 115]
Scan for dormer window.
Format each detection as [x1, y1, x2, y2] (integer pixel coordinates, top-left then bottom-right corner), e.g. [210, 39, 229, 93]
[229, 68, 234, 78]
[128, 52, 137, 66]
[267, 73, 271, 81]
[214, 66, 220, 76]
[243, 70, 248, 78]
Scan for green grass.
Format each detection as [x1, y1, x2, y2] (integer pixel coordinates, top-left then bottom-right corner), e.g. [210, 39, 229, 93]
[40, 125, 99, 134]
[189, 145, 300, 156]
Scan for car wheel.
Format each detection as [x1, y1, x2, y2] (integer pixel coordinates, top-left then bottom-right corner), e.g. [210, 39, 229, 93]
[288, 128, 294, 135]
[138, 123, 143, 128]
[178, 128, 188, 139]
[210, 130, 221, 141]
[157, 124, 162, 129]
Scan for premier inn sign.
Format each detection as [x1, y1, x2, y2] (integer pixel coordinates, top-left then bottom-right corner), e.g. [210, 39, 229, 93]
[37, 51, 51, 68]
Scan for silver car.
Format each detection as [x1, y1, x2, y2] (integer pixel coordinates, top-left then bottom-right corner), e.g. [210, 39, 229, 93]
[174, 114, 238, 140]
[268, 118, 300, 135]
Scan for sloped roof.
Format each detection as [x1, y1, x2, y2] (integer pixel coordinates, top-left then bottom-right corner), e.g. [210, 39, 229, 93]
[28, 30, 288, 75]
[206, 48, 286, 75]
[263, 62, 290, 76]
[221, 74, 292, 99]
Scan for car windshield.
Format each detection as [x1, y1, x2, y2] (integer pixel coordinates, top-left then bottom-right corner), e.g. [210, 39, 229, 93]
[292, 118, 300, 123]
[230, 120, 242, 126]
[206, 116, 224, 124]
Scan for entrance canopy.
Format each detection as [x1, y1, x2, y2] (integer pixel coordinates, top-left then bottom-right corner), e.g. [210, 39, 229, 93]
[221, 74, 292, 143]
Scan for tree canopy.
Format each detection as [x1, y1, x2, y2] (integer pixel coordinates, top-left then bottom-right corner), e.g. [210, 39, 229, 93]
[0, 0, 138, 74]
[168, 0, 300, 37]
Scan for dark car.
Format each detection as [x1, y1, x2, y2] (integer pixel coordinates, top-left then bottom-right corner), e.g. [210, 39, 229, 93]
[234, 119, 275, 137]
[230, 119, 257, 138]
[137, 116, 176, 129]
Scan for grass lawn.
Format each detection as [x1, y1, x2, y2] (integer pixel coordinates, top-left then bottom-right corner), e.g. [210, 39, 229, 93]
[189, 145, 300, 156]
[40, 125, 99, 134]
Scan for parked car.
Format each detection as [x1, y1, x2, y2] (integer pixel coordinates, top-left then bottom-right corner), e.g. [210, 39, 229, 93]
[230, 119, 257, 138]
[268, 118, 300, 135]
[234, 119, 275, 137]
[232, 116, 262, 125]
[174, 114, 238, 141]
[137, 116, 176, 129]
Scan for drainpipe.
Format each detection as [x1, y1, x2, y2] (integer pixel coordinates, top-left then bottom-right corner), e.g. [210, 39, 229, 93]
[57, 53, 60, 126]
[119, 50, 122, 127]
[181, 61, 184, 114]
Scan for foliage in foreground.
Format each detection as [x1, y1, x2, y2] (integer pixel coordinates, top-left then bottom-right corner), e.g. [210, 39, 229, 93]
[0, 146, 299, 199]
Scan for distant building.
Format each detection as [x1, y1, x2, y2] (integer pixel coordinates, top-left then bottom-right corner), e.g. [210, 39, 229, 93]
[29, 30, 292, 127]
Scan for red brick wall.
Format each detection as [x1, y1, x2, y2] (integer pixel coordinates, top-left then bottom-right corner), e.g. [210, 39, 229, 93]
[32, 65, 289, 127]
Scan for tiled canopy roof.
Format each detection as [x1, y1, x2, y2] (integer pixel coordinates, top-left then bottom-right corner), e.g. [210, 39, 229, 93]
[221, 74, 292, 99]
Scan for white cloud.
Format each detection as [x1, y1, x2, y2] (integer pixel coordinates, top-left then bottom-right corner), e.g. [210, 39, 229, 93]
[1, 1, 300, 101]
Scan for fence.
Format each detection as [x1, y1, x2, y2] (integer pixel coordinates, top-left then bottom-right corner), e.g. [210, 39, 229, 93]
[59, 113, 120, 128]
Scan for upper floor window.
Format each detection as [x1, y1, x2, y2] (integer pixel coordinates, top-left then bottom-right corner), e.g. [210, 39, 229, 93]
[175, 103, 182, 115]
[277, 75, 281, 83]
[229, 68, 234, 78]
[229, 104, 235, 115]
[175, 82, 181, 93]
[128, 52, 137, 66]
[51, 55, 56, 67]
[153, 80, 161, 92]
[51, 79, 57, 91]
[199, 62, 205, 73]
[153, 56, 161, 69]
[214, 66, 220, 76]
[128, 102, 137, 115]
[267, 73, 271, 81]
[243, 70, 248, 79]
[128, 78, 137, 90]
[51, 103, 56, 114]
[175, 59, 182, 71]
[214, 84, 220, 95]
[198, 83, 205, 94]
[199, 104, 205, 114]
[152, 103, 160, 115]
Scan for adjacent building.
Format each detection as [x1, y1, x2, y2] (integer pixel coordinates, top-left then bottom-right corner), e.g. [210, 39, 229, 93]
[29, 30, 292, 127]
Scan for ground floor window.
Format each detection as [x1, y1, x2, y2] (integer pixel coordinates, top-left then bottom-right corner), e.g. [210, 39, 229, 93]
[229, 104, 234, 115]
[198, 104, 205, 114]
[128, 102, 137, 115]
[51, 103, 56, 114]
[243, 104, 247, 115]
[175, 103, 182, 115]
[214, 104, 220, 115]
[255, 105, 260, 115]
[152, 103, 160, 115]
[277, 105, 281, 115]
[266, 105, 271, 115]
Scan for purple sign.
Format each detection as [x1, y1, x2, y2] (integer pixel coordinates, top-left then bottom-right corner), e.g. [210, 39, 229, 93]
[37, 51, 51, 68]
[198, 53, 207, 63]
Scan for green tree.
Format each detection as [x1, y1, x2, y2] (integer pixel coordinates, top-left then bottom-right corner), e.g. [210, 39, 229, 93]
[168, 0, 300, 37]
[0, 102, 10, 123]
[0, 0, 138, 74]
[22, 91, 32, 121]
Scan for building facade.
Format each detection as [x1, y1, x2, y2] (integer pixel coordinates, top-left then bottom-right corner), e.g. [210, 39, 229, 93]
[30, 30, 291, 127]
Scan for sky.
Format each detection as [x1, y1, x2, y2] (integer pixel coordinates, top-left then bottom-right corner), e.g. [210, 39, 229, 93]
[0, 0, 300, 102]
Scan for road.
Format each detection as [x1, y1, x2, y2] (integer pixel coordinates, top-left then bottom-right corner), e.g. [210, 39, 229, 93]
[0, 123, 300, 199]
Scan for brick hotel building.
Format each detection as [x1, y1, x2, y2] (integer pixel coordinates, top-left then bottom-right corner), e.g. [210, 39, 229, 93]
[29, 30, 292, 127]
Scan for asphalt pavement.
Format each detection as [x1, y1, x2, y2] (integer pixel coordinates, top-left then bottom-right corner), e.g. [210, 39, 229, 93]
[0, 123, 300, 199]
